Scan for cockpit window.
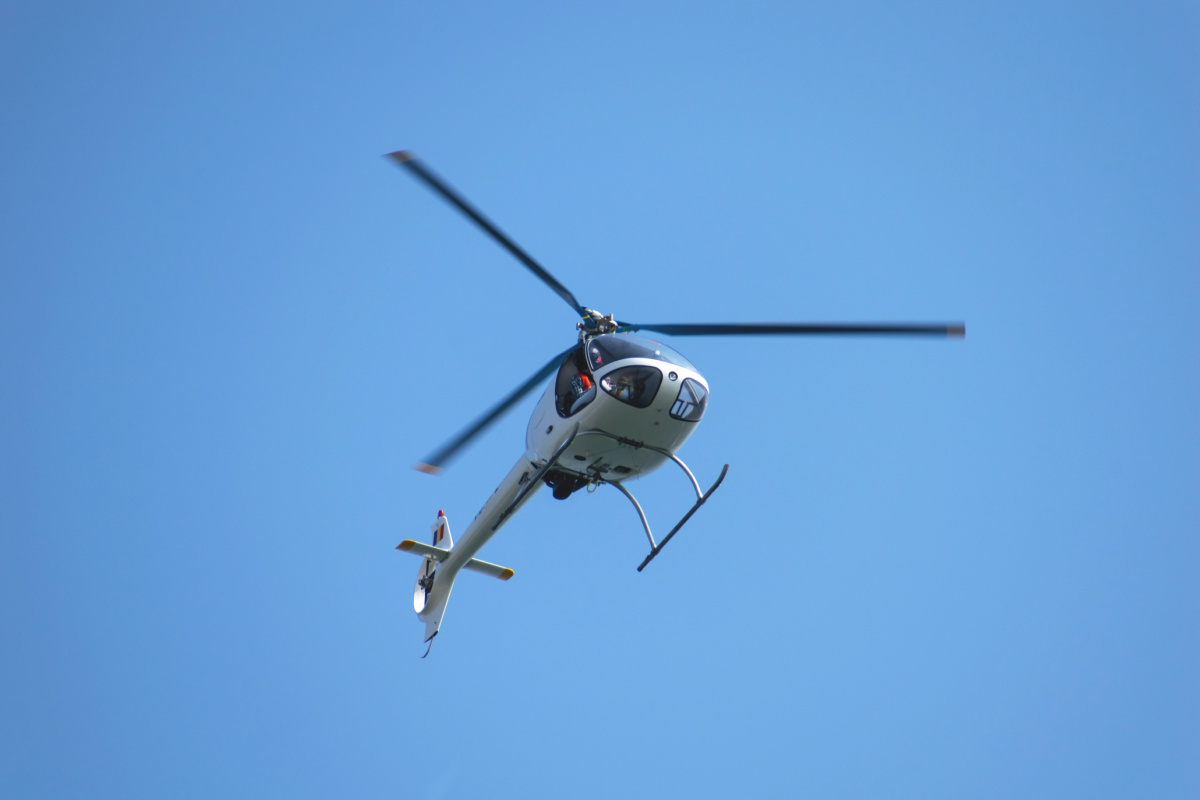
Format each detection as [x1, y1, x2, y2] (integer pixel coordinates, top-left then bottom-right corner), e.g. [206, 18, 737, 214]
[669, 377, 708, 422]
[555, 347, 597, 417]
[585, 334, 695, 372]
[600, 365, 662, 408]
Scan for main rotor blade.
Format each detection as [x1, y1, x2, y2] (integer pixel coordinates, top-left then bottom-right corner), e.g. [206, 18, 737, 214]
[387, 151, 588, 320]
[414, 345, 577, 475]
[616, 322, 966, 338]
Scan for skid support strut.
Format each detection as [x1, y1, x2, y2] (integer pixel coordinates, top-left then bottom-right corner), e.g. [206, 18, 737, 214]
[581, 431, 728, 571]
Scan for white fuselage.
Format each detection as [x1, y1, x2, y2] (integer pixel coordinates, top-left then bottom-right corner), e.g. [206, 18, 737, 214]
[445, 346, 709, 578]
[413, 335, 711, 644]
[524, 354, 708, 482]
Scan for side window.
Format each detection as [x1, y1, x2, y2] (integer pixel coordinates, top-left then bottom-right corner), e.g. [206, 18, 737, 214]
[600, 366, 663, 408]
[555, 348, 596, 417]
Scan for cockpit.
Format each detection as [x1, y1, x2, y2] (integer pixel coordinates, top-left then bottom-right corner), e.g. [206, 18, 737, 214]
[555, 334, 708, 422]
[584, 334, 696, 373]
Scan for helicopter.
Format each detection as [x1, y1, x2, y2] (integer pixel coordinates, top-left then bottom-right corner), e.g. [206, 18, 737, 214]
[387, 150, 965, 655]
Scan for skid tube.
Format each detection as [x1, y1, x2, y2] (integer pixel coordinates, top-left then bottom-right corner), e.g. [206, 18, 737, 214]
[581, 430, 729, 571]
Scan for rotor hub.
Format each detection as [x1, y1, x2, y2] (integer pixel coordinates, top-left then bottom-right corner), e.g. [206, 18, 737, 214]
[578, 308, 619, 340]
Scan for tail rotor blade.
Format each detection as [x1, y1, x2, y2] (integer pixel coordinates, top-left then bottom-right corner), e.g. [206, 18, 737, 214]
[387, 151, 589, 320]
[415, 345, 577, 475]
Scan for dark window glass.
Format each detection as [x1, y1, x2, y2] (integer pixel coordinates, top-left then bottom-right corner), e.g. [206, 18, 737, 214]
[669, 378, 708, 421]
[599, 365, 663, 408]
[555, 347, 596, 417]
[586, 334, 695, 372]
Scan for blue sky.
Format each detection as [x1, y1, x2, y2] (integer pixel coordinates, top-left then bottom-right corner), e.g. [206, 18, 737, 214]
[2, 2, 1197, 797]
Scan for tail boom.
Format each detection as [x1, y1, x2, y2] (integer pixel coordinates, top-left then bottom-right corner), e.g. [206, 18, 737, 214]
[396, 454, 546, 652]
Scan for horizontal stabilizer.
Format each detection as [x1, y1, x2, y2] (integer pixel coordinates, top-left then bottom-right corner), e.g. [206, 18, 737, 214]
[396, 539, 451, 561]
[396, 540, 514, 580]
[462, 558, 515, 581]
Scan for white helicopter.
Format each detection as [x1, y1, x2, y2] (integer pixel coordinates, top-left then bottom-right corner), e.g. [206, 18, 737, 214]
[388, 151, 964, 656]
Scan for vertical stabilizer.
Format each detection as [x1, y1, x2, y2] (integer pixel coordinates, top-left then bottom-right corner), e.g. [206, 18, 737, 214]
[431, 509, 453, 549]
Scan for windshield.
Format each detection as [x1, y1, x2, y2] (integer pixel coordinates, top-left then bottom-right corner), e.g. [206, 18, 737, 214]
[585, 334, 695, 372]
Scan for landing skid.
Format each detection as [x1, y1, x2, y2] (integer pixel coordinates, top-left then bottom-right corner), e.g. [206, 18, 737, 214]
[581, 430, 728, 571]
[633, 464, 728, 571]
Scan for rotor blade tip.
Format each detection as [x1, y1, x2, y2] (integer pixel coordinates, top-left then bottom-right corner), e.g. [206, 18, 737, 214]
[386, 150, 416, 164]
[948, 324, 966, 338]
[413, 462, 443, 476]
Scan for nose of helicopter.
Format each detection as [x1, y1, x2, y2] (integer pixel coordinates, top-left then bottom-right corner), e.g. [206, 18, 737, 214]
[560, 362, 708, 469]
[525, 338, 712, 483]
[667, 373, 709, 421]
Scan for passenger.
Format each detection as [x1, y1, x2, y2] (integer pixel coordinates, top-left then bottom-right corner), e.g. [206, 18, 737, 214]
[567, 348, 596, 414]
[569, 371, 595, 414]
